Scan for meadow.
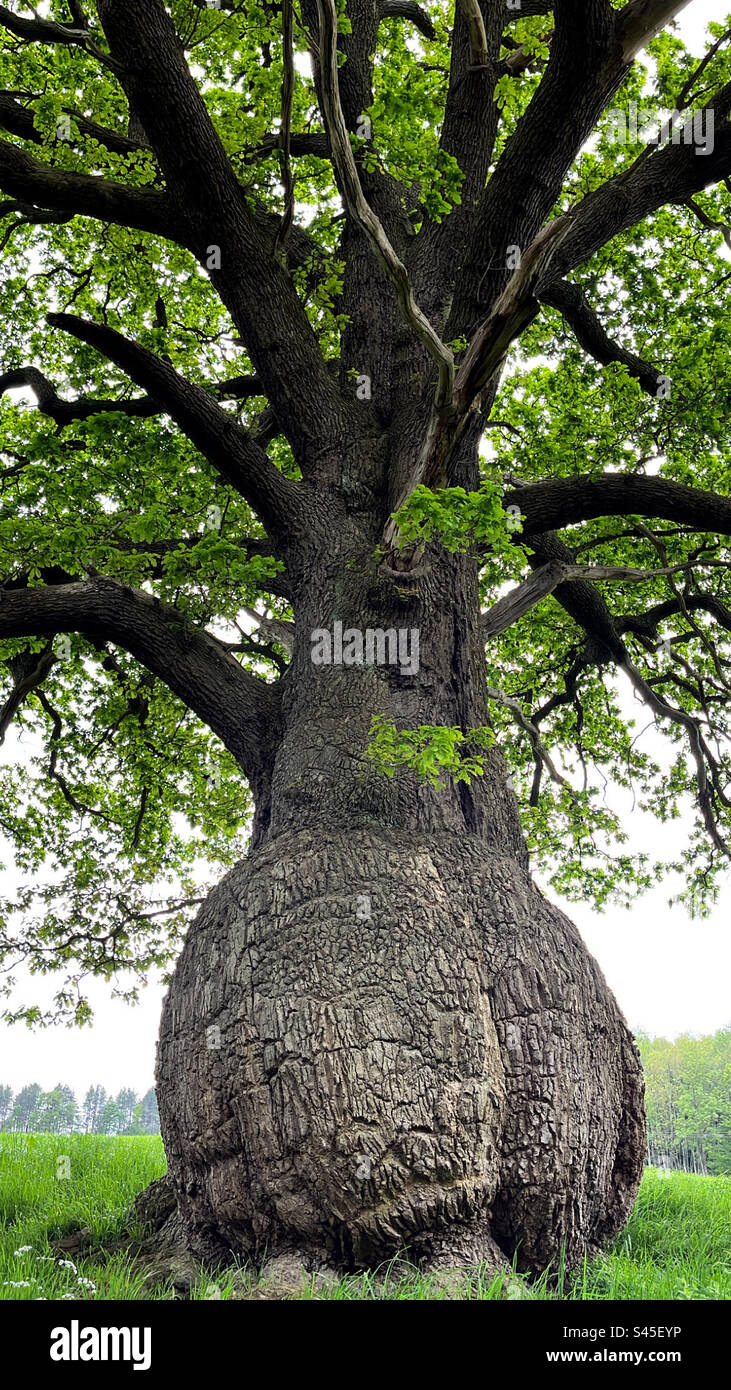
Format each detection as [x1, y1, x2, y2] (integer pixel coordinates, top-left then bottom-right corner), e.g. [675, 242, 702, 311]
[0, 1133, 727, 1300]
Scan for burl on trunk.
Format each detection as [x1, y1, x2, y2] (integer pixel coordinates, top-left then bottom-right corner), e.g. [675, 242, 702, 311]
[156, 539, 645, 1276]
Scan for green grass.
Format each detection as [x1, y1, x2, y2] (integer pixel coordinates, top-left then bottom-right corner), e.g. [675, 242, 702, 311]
[0, 1134, 728, 1300]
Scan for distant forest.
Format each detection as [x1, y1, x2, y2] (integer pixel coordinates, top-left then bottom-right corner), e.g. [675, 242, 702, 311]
[636, 1029, 730, 1176]
[1, 1029, 728, 1174]
[0, 1083, 159, 1135]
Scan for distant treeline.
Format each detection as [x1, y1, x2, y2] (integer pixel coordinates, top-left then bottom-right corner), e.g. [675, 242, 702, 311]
[636, 1028, 730, 1176]
[0, 1083, 159, 1136]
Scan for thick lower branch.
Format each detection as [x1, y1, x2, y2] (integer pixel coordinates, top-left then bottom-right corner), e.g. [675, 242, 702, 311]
[481, 556, 703, 639]
[47, 313, 298, 539]
[0, 576, 282, 800]
[0, 138, 173, 238]
[510, 473, 731, 538]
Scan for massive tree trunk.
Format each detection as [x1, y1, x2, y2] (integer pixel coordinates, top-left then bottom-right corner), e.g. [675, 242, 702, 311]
[156, 499, 646, 1276]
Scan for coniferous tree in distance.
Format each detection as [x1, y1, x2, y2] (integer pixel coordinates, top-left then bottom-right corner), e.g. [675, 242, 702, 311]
[0, 1084, 12, 1128]
[6, 1084, 41, 1133]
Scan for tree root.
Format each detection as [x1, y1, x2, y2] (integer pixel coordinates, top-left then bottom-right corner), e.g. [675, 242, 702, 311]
[48, 1177, 546, 1300]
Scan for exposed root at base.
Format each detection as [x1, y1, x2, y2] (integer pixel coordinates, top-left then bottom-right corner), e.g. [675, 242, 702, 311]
[50, 1178, 534, 1300]
[121, 1178, 513, 1299]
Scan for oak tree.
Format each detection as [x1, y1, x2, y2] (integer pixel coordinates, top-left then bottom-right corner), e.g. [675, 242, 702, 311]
[1, 0, 731, 1275]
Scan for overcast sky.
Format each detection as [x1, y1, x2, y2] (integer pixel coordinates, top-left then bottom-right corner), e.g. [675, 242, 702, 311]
[0, 0, 728, 1098]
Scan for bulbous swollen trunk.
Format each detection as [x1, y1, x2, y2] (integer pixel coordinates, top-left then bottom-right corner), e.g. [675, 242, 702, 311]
[157, 787, 644, 1275]
[156, 541, 645, 1275]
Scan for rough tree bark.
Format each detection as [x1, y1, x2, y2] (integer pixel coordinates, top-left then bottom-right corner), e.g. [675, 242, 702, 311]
[155, 502, 645, 1276]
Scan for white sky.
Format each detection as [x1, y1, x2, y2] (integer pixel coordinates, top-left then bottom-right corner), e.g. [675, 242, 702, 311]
[0, 0, 729, 1098]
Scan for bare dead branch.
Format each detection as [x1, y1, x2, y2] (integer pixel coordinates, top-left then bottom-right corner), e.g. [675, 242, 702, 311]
[618, 0, 694, 64]
[457, 0, 489, 69]
[384, 217, 574, 550]
[242, 606, 295, 656]
[316, 0, 454, 409]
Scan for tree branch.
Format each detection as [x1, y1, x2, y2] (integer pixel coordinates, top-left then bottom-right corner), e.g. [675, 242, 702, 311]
[486, 682, 568, 795]
[541, 83, 731, 288]
[448, 0, 621, 340]
[0, 90, 151, 155]
[481, 556, 709, 639]
[0, 366, 160, 423]
[502, 38, 551, 77]
[242, 606, 295, 657]
[684, 196, 731, 253]
[0, 137, 173, 238]
[246, 130, 330, 161]
[0, 3, 121, 71]
[46, 313, 299, 536]
[521, 529, 632, 664]
[618, 592, 731, 640]
[539, 279, 664, 394]
[0, 365, 267, 425]
[0, 641, 56, 744]
[503, 0, 554, 15]
[493, 528, 731, 853]
[410, 1, 503, 324]
[0, 576, 282, 794]
[274, 0, 296, 256]
[617, 0, 694, 64]
[378, 1, 435, 37]
[621, 653, 731, 857]
[509, 473, 731, 538]
[454, 216, 574, 410]
[385, 215, 574, 548]
[95, 0, 357, 470]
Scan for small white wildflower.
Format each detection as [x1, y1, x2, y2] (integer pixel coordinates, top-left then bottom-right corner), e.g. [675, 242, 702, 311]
[77, 1277, 96, 1291]
[2, 1280, 33, 1288]
[59, 1292, 76, 1300]
[57, 1259, 77, 1272]
[13, 1246, 33, 1255]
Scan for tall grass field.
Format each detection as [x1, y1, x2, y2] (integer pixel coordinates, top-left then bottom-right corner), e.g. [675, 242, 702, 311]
[0, 1134, 728, 1300]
